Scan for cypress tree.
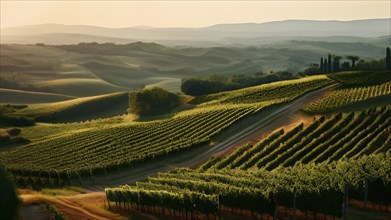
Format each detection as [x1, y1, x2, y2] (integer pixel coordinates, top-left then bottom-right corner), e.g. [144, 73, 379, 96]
[324, 59, 328, 73]
[333, 56, 342, 72]
[328, 54, 332, 73]
[387, 47, 390, 66]
[320, 57, 324, 73]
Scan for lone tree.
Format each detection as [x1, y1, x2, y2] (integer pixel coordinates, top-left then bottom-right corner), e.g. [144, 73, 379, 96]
[328, 54, 332, 73]
[129, 87, 180, 116]
[346, 56, 360, 69]
[386, 47, 391, 70]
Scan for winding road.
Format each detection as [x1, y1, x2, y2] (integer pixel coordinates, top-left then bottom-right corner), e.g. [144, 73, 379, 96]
[21, 85, 335, 220]
[78, 85, 334, 191]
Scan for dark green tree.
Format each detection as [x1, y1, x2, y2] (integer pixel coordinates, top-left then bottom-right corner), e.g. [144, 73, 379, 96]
[181, 78, 227, 96]
[356, 58, 387, 71]
[320, 57, 324, 73]
[346, 56, 360, 69]
[304, 64, 320, 75]
[324, 59, 328, 73]
[333, 56, 342, 72]
[386, 47, 391, 70]
[341, 61, 350, 71]
[128, 87, 180, 116]
[328, 54, 332, 73]
[0, 164, 21, 220]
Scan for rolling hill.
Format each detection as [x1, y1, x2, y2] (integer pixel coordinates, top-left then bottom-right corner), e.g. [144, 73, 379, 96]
[1, 70, 391, 220]
[1, 19, 390, 45]
[1, 40, 387, 103]
[12, 92, 129, 123]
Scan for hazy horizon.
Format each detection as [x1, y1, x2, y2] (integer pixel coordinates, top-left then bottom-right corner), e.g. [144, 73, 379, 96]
[2, 17, 390, 30]
[1, 1, 390, 29]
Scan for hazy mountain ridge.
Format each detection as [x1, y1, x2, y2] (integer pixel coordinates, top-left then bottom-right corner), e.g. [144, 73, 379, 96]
[1, 19, 390, 103]
[2, 19, 390, 46]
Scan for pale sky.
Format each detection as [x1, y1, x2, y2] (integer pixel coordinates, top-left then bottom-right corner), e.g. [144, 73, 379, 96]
[1, 1, 390, 28]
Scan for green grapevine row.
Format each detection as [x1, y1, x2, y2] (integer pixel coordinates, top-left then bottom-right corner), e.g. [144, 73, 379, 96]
[303, 81, 391, 113]
[328, 71, 391, 87]
[213, 106, 390, 171]
[106, 153, 391, 218]
[0, 76, 332, 184]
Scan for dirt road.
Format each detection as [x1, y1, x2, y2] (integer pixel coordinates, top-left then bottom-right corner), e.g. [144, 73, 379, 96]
[78, 85, 334, 191]
[21, 85, 334, 219]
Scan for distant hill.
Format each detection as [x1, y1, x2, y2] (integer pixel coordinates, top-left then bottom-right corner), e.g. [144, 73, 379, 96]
[12, 92, 129, 122]
[0, 40, 387, 103]
[1, 19, 390, 103]
[1, 19, 390, 45]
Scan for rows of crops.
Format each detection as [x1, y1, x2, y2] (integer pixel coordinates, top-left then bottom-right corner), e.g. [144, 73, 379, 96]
[328, 71, 391, 87]
[1, 106, 258, 184]
[106, 153, 391, 219]
[303, 81, 391, 113]
[0, 76, 332, 185]
[192, 75, 332, 106]
[211, 106, 391, 171]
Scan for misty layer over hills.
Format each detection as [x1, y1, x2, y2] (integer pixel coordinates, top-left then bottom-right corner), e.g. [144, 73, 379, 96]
[1, 18, 390, 103]
[1, 19, 390, 45]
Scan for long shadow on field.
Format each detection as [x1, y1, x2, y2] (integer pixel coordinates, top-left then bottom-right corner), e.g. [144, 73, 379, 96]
[74, 85, 335, 191]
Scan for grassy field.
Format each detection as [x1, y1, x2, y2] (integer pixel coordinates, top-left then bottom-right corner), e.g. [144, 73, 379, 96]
[11, 92, 129, 122]
[0, 88, 75, 104]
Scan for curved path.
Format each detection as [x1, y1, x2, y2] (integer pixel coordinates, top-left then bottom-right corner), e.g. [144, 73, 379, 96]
[21, 85, 335, 219]
[78, 85, 335, 191]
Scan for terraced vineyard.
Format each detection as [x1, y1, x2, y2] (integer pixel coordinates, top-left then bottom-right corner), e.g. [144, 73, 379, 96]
[0, 76, 332, 184]
[212, 106, 391, 171]
[303, 81, 391, 113]
[192, 75, 331, 106]
[328, 71, 391, 87]
[106, 153, 391, 219]
[105, 106, 391, 219]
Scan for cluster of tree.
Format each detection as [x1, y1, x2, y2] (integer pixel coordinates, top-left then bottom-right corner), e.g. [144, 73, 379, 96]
[304, 47, 391, 75]
[304, 54, 358, 75]
[355, 58, 389, 71]
[0, 164, 21, 220]
[181, 72, 296, 96]
[0, 128, 29, 146]
[0, 114, 35, 127]
[128, 87, 180, 116]
[0, 105, 34, 127]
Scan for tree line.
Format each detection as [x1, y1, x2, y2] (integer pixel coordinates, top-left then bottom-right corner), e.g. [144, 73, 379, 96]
[305, 47, 391, 75]
[181, 71, 296, 96]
